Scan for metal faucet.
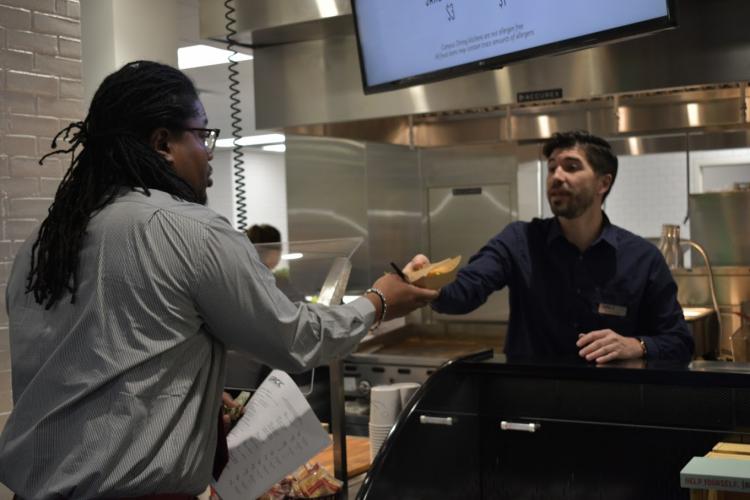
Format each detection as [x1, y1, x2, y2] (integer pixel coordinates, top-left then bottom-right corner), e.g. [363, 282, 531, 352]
[658, 224, 725, 358]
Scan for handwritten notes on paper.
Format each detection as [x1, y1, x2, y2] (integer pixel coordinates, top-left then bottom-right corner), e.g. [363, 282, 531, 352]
[214, 370, 330, 500]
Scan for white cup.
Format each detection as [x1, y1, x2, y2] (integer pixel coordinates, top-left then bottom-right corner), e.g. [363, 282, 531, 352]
[369, 385, 402, 426]
[392, 382, 420, 408]
[369, 436, 386, 462]
[368, 421, 391, 461]
[368, 423, 392, 437]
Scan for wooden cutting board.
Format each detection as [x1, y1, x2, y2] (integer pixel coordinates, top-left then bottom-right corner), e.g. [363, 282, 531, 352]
[310, 435, 371, 479]
[712, 442, 750, 456]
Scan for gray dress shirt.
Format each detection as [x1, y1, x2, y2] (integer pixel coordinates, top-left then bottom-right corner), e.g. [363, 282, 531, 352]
[0, 189, 375, 499]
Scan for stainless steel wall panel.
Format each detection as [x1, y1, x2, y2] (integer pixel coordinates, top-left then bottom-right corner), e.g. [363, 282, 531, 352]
[285, 117, 412, 147]
[285, 136, 371, 290]
[421, 145, 520, 189]
[608, 130, 750, 157]
[688, 130, 750, 152]
[428, 184, 514, 323]
[286, 137, 423, 291]
[413, 115, 509, 148]
[253, 36, 517, 129]
[420, 146, 519, 323]
[284, 103, 750, 149]
[510, 103, 617, 141]
[364, 143, 423, 283]
[617, 88, 744, 134]
[608, 134, 689, 157]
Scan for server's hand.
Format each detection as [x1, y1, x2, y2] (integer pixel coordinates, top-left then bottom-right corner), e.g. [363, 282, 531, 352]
[404, 254, 431, 274]
[576, 329, 644, 364]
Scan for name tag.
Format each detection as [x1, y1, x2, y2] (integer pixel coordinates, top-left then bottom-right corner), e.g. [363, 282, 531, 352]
[598, 303, 627, 317]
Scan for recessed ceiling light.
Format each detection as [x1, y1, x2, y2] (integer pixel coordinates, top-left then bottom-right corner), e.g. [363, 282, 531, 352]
[177, 44, 252, 70]
[215, 134, 286, 148]
[262, 144, 287, 153]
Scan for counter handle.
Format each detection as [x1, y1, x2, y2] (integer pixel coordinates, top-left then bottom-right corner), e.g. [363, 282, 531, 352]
[500, 421, 540, 433]
[419, 415, 455, 426]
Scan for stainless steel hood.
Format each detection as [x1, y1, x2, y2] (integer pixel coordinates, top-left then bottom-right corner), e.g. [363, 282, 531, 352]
[200, 0, 750, 140]
[199, 0, 353, 47]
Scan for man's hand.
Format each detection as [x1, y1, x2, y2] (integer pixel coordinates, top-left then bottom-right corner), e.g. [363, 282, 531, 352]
[576, 329, 644, 364]
[221, 391, 242, 434]
[370, 273, 439, 320]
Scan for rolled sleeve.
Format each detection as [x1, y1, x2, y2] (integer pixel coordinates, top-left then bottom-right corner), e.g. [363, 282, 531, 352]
[433, 227, 513, 315]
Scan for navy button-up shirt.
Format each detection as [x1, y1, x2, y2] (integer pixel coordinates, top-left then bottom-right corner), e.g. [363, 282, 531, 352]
[432, 216, 694, 361]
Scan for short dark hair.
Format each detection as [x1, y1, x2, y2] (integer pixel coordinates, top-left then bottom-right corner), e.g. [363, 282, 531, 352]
[542, 130, 618, 201]
[246, 224, 281, 250]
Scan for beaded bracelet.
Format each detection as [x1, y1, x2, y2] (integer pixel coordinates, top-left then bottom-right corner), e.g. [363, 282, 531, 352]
[364, 287, 387, 331]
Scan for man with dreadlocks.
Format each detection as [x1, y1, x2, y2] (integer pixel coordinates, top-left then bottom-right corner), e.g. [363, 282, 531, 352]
[0, 61, 437, 499]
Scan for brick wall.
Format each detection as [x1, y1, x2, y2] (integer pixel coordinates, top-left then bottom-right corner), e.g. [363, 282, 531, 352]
[0, 1, 82, 496]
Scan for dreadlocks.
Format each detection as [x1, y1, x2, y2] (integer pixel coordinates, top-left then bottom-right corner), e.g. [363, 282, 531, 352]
[27, 61, 202, 309]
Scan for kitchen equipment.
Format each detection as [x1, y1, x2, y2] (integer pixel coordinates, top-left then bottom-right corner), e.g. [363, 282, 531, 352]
[658, 224, 724, 358]
[345, 323, 503, 393]
[689, 191, 750, 266]
[730, 325, 750, 363]
[675, 268, 750, 361]
[683, 307, 720, 360]
[684, 190, 750, 361]
[342, 323, 503, 436]
[428, 183, 514, 322]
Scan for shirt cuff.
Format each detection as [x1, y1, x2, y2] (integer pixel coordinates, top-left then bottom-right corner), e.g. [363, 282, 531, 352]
[641, 335, 658, 360]
[430, 288, 446, 312]
[348, 296, 377, 329]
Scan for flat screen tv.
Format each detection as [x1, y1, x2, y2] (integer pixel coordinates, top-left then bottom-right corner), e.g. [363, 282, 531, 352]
[351, 0, 676, 94]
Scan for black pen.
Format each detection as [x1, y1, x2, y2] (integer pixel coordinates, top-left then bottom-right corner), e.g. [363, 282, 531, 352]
[390, 262, 409, 283]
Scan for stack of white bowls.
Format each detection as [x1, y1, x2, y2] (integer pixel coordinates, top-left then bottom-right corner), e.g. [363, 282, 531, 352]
[368, 382, 420, 461]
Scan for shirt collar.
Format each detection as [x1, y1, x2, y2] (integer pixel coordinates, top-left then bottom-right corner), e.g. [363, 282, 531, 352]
[546, 217, 565, 246]
[595, 212, 619, 250]
[546, 212, 619, 250]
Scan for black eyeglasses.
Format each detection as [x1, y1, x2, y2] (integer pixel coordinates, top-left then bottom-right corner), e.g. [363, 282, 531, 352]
[183, 128, 220, 153]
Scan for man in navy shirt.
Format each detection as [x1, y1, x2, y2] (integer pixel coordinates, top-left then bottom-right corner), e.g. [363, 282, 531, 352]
[409, 130, 693, 363]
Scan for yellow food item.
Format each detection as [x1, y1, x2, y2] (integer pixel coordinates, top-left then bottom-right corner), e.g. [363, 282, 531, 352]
[405, 256, 461, 289]
[259, 462, 342, 499]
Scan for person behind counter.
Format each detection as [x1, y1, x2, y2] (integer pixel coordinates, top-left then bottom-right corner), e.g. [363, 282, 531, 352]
[408, 130, 693, 364]
[0, 60, 437, 500]
[245, 223, 304, 302]
[246, 223, 282, 270]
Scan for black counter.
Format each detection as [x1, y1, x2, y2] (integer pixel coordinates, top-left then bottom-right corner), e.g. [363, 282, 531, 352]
[357, 354, 750, 500]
